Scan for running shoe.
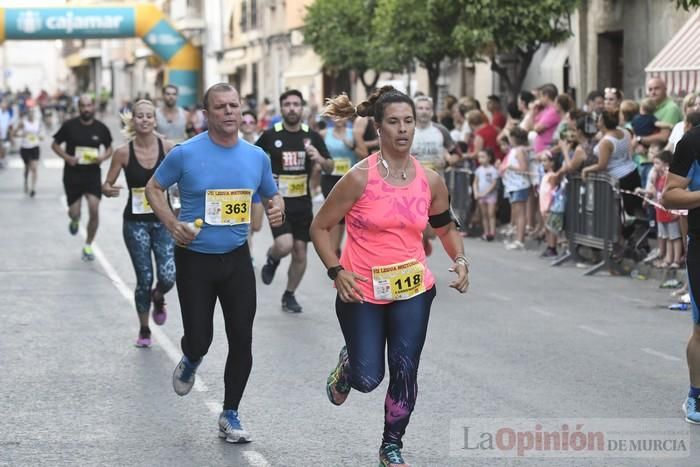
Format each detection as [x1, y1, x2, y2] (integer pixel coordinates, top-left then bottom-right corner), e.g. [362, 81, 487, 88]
[379, 443, 408, 467]
[683, 396, 700, 424]
[326, 346, 351, 406]
[69, 219, 79, 235]
[29, 190, 35, 198]
[135, 330, 152, 348]
[540, 247, 558, 258]
[82, 245, 95, 261]
[660, 278, 683, 289]
[218, 409, 252, 443]
[282, 291, 303, 313]
[261, 248, 280, 285]
[151, 289, 167, 326]
[505, 240, 525, 251]
[172, 355, 201, 396]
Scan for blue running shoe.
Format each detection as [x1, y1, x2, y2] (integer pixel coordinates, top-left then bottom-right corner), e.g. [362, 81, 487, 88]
[379, 443, 407, 467]
[172, 355, 201, 396]
[218, 409, 252, 443]
[683, 396, 700, 424]
[69, 219, 79, 235]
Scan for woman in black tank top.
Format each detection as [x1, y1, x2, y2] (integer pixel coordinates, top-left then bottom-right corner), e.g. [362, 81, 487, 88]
[352, 115, 380, 158]
[102, 100, 176, 348]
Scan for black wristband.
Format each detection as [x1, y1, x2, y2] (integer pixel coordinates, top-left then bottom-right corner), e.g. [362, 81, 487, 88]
[327, 265, 344, 280]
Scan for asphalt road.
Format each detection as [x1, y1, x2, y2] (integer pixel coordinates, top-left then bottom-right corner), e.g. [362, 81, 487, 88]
[1, 119, 699, 466]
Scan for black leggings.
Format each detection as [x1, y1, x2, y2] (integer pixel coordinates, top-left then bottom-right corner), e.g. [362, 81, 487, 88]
[336, 286, 436, 447]
[175, 244, 256, 411]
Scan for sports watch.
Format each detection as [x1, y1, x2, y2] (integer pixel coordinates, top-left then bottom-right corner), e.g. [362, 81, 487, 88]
[327, 265, 344, 280]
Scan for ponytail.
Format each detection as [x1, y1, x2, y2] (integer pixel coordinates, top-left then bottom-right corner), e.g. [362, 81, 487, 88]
[322, 85, 414, 124]
[120, 99, 156, 140]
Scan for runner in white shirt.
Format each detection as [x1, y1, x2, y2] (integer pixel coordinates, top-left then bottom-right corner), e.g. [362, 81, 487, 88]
[15, 105, 42, 197]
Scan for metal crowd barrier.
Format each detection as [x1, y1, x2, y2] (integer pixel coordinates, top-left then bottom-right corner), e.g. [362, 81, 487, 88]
[445, 167, 473, 230]
[552, 173, 621, 276]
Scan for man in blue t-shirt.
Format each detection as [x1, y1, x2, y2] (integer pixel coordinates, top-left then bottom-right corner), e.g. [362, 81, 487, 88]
[146, 83, 285, 443]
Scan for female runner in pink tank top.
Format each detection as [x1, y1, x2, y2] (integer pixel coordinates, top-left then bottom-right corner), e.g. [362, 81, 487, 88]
[310, 86, 469, 467]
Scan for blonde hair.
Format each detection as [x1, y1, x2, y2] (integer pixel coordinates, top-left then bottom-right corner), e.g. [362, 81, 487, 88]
[120, 99, 156, 140]
[466, 109, 484, 126]
[640, 98, 656, 114]
[683, 92, 699, 112]
[322, 93, 356, 121]
[322, 86, 414, 124]
[619, 99, 639, 122]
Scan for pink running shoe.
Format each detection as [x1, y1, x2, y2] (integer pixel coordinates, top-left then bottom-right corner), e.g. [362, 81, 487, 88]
[135, 333, 152, 348]
[151, 289, 167, 326]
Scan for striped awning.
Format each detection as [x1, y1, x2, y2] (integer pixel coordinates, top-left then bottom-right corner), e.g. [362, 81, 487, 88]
[645, 10, 700, 96]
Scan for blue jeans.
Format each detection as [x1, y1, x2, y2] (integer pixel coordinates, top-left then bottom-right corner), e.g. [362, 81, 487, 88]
[122, 220, 175, 314]
[335, 286, 436, 447]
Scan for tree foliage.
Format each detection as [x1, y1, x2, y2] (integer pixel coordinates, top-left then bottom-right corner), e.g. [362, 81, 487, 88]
[676, 0, 700, 9]
[303, 0, 381, 94]
[371, 0, 463, 100]
[453, 0, 579, 100]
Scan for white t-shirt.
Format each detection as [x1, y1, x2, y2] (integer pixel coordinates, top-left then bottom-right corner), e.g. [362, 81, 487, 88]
[474, 165, 499, 196]
[20, 118, 41, 149]
[668, 121, 685, 152]
[450, 121, 471, 146]
[411, 124, 446, 167]
[0, 110, 12, 140]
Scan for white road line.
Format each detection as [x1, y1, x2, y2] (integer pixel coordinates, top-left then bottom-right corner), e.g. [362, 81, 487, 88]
[487, 292, 511, 302]
[530, 308, 555, 317]
[243, 451, 271, 467]
[64, 199, 272, 466]
[641, 347, 682, 362]
[206, 401, 221, 415]
[80, 227, 209, 393]
[43, 158, 64, 169]
[577, 325, 609, 337]
[6, 158, 23, 169]
[4, 157, 63, 169]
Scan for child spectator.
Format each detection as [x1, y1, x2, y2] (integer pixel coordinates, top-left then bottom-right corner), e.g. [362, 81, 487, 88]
[473, 149, 499, 241]
[619, 99, 640, 133]
[500, 127, 531, 250]
[539, 152, 559, 257]
[638, 150, 682, 268]
[631, 98, 658, 140]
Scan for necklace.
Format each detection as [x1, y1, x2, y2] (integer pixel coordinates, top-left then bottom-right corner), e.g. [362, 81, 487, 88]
[379, 153, 411, 180]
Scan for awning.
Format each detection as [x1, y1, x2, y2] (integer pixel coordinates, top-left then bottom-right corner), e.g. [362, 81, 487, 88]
[65, 52, 88, 68]
[645, 10, 700, 95]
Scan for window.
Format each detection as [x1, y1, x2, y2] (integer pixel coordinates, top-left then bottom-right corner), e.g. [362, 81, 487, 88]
[240, 1, 248, 32]
[228, 13, 235, 41]
[252, 62, 259, 102]
[251, 0, 258, 29]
